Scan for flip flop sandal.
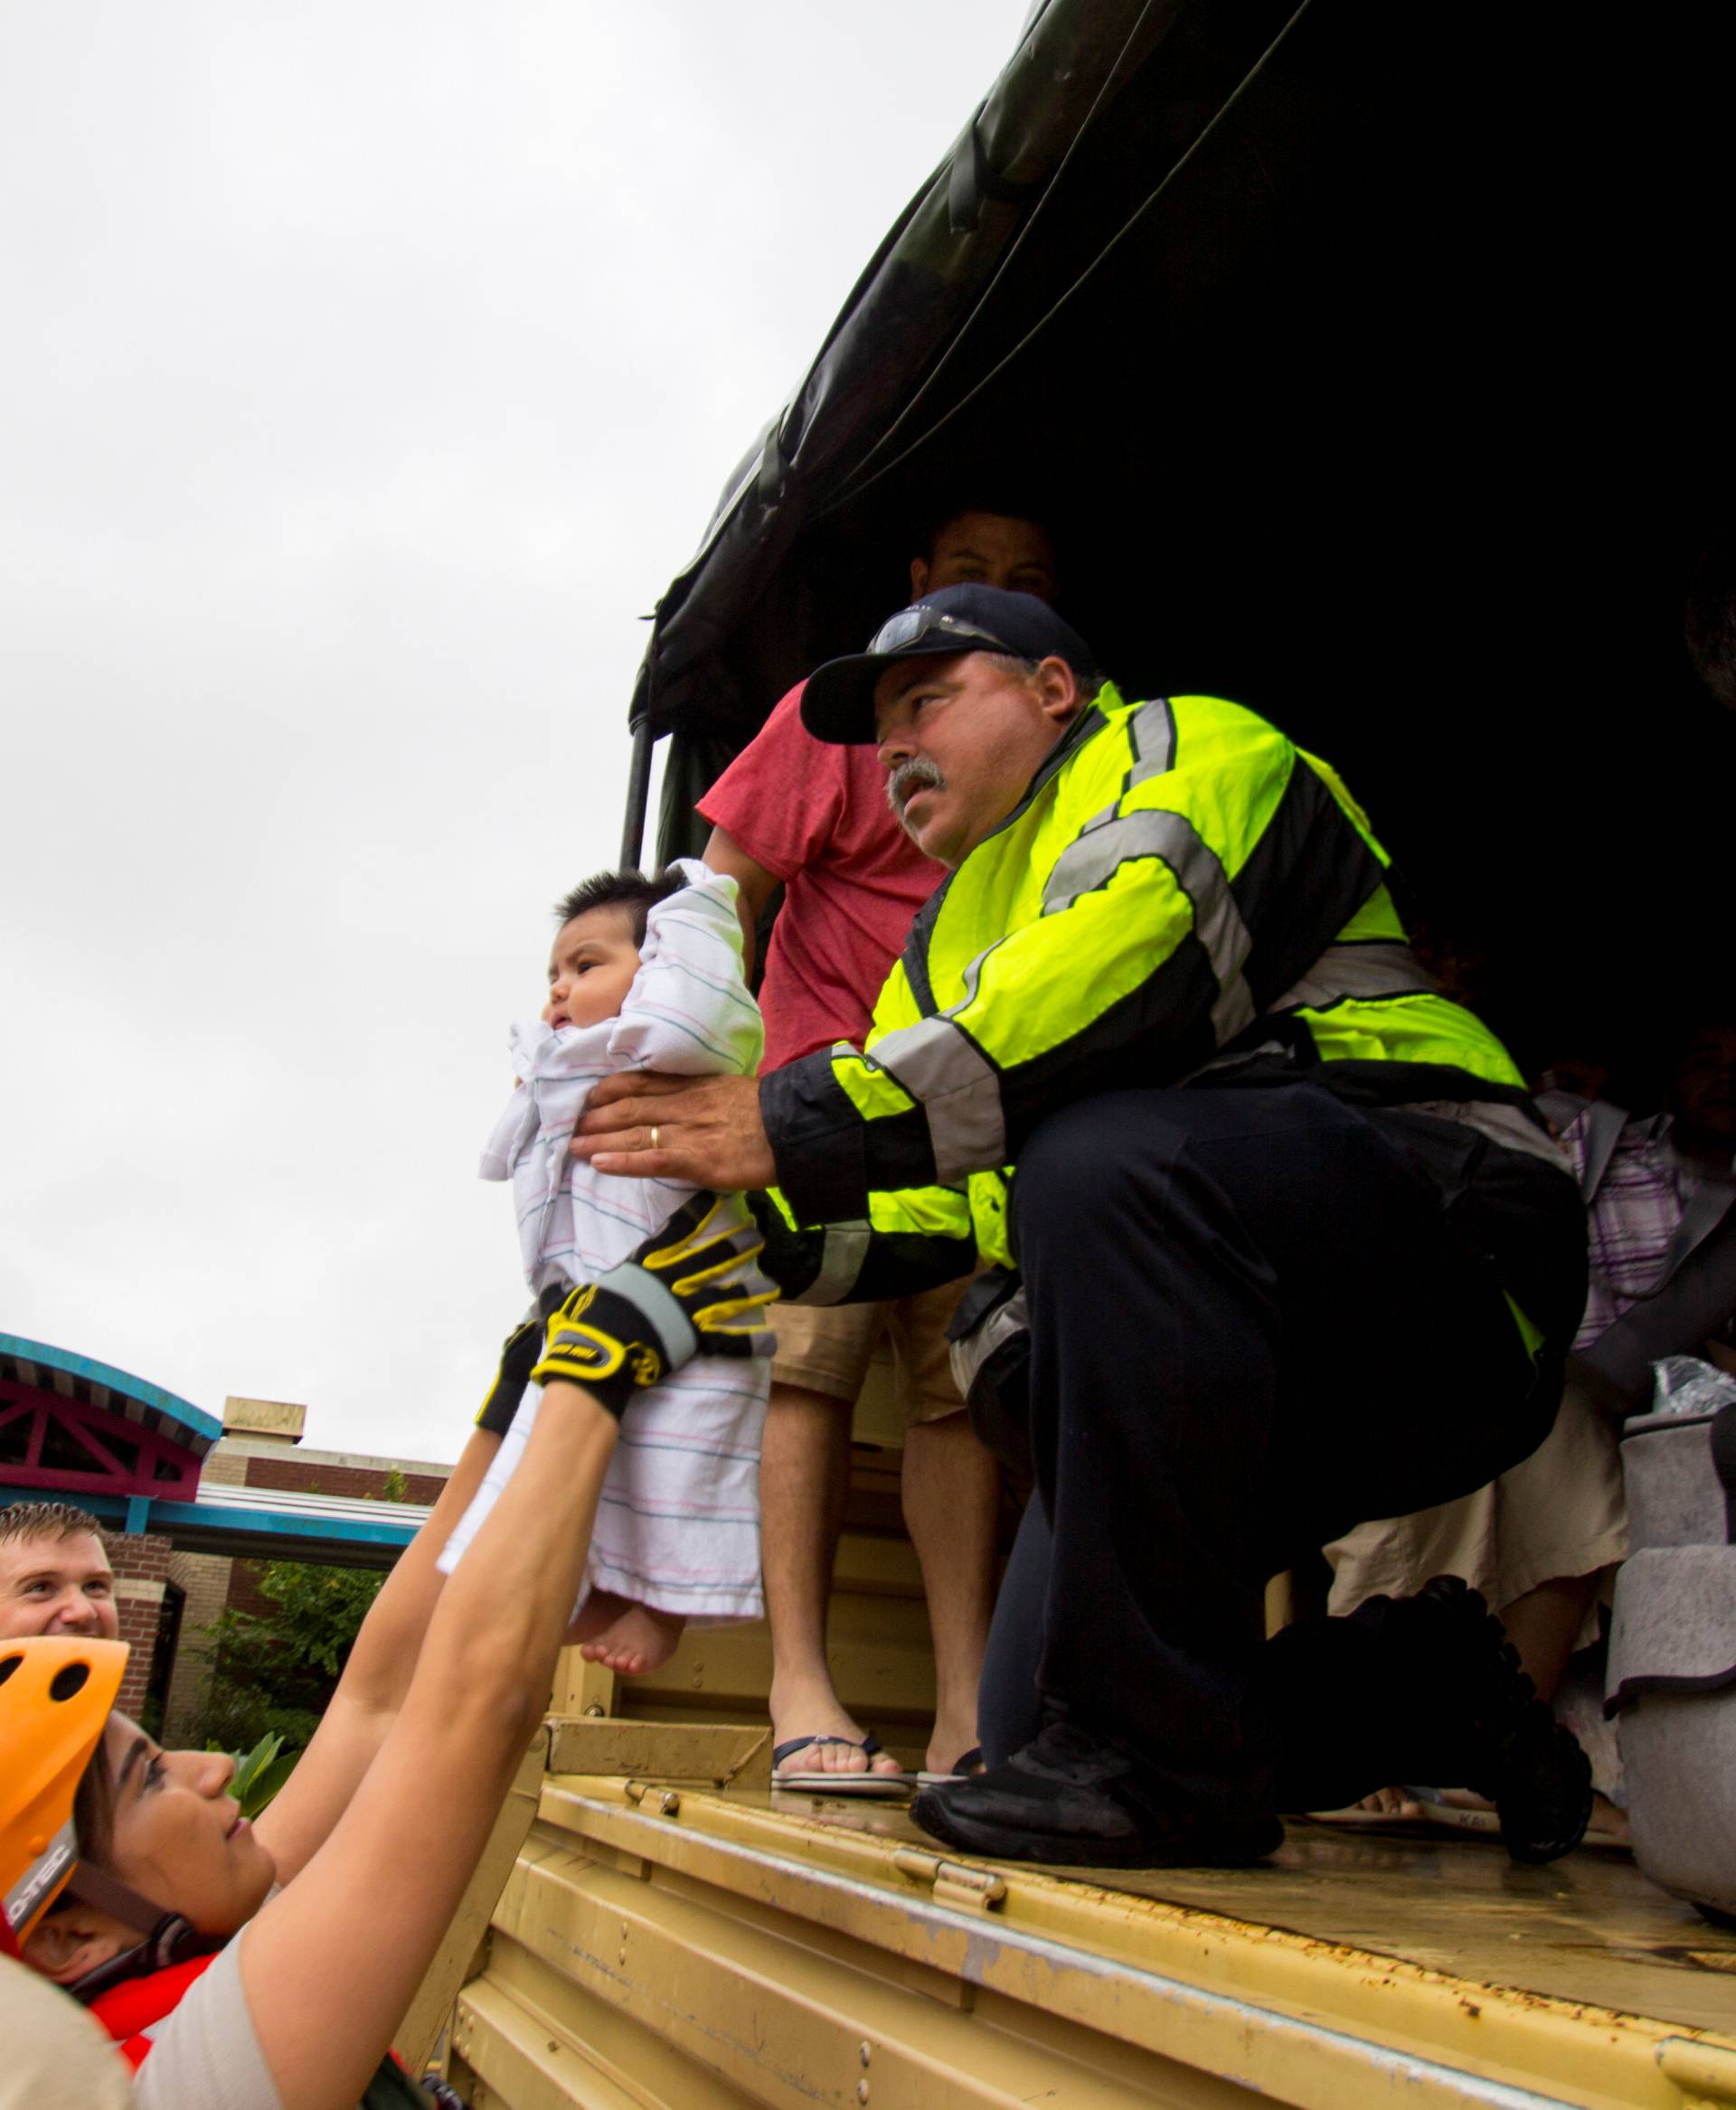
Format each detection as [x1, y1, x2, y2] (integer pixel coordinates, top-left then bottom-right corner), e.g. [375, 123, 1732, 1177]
[1416, 1576, 1593, 1864]
[771, 1733, 915, 1797]
[915, 1745, 986, 1785]
[1405, 1797, 1632, 1853]
[1307, 1790, 1628, 1853]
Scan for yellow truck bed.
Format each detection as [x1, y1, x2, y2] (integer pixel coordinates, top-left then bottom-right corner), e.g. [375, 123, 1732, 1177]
[410, 1399, 1736, 2108]
[433, 1718, 1736, 2110]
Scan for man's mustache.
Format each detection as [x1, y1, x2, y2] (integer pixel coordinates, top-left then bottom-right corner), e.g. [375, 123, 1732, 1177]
[887, 757, 946, 829]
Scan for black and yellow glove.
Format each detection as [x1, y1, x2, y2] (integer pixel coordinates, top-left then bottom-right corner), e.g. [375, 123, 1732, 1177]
[474, 1309, 551, 1436]
[530, 1192, 779, 1418]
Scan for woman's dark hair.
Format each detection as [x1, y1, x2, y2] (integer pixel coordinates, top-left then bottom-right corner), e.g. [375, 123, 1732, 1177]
[73, 1738, 117, 1868]
[43, 1739, 117, 1918]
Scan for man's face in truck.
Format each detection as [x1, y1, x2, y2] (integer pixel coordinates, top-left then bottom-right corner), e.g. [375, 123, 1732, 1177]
[874, 650, 1082, 868]
[910, 512, 1057, 605]
[1675, 1024, 1736, 1148]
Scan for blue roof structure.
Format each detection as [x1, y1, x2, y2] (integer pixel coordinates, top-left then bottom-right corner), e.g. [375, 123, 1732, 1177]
[0, 1332, 223, 1456]
[0, 1333, 430, 1564]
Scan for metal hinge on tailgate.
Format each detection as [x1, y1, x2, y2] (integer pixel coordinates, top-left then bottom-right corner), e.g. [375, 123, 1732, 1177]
[622, 1779, 681, 1816]
[892, 1845, 1007, 1914]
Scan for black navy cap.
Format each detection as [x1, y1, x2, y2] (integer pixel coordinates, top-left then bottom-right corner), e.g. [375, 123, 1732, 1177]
[799, 584, 1100, 745]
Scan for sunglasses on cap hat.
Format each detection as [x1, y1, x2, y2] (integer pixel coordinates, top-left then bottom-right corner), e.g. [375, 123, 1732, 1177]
[863, 605, 1021, 658]
[800, 583, 1099, 745]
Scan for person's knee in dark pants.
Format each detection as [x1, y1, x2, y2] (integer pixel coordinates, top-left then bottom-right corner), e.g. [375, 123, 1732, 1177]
[916, 1078, 1590, 1869]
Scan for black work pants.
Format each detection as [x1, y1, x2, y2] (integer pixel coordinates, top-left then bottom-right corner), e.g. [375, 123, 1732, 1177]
[981, 1076, 1571, 1826]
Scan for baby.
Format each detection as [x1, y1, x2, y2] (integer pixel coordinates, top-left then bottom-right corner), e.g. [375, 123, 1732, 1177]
[437, 858, 772, 1676]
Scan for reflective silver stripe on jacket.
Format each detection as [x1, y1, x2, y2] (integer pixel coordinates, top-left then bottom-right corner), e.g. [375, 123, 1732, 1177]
[1271, 940, 1439, 1012]
[794, 1220, 873, 1306]
[871, 1013, 1006, 1183]
[949, 1285, 1031, 1400]
[1126, 696, 1175, 786]
[1043, 807, 1256, 1043]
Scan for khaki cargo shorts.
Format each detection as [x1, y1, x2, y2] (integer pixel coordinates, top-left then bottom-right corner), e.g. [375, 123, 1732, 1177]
[771, 1282, 970, 1426]
[1324, 1376, 1628, 1629]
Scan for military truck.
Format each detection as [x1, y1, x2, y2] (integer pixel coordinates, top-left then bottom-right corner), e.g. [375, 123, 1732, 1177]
[412, 6, 1736, 2101]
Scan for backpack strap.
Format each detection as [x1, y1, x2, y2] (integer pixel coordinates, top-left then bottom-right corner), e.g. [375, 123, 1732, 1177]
[1578, 1209, 1736, 1408]
[1577, 1101, 1736, 1302]
[1639, 1176, 1736, 1298]
[1570, 1097, 1631, 1208]
[1712, 1401, 1736, 1547]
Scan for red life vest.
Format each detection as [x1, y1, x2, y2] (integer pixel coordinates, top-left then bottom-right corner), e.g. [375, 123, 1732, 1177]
[87, 1949, 427, 2100]
[90, 1952, 218, 2070]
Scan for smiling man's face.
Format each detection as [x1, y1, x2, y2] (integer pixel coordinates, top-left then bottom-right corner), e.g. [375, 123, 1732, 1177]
[0, 1529, 118, 1640]
[1675, 1025, 1736, 1144]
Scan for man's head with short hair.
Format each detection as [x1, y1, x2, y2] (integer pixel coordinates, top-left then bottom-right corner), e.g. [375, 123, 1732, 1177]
[909, 507, 1058, 607]
[543, 868, 684, 1035]
[0, 1503, 118, 1641]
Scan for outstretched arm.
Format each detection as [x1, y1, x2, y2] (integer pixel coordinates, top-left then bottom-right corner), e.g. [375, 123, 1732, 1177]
[230, 1200, 776, 2109]
[240, 1377, 618, 2110]
[250, 1423, 501, 1888]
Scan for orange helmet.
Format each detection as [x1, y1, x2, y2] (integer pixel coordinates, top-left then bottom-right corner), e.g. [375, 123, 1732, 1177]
[0, 1635, 128, 1954]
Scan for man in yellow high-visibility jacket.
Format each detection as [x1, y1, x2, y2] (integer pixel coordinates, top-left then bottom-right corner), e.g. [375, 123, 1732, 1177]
[574, 585, 1591, 1870]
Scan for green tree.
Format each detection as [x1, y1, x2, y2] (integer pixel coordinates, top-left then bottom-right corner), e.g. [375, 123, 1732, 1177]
[192, 1558, 385, 1753]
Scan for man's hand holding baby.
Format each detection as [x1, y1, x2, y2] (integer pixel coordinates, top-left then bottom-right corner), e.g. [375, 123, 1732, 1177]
[571, 1071, 775, 1191]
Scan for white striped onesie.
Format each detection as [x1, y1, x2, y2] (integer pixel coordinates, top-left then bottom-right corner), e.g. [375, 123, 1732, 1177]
[439, 860, 770, 1623]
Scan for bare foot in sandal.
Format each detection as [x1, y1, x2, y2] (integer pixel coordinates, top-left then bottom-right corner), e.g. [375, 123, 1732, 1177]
[770, 1672, 905, 1780]
[1310, 1785, 1429, 1824]
[1359, 1785, 1428, 1819]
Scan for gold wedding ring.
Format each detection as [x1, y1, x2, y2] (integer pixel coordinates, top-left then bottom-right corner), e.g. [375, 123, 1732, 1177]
[650, 1125, 661, 1152]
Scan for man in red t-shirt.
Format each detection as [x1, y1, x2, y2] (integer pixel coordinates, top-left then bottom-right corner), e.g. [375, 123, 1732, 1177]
[700, 507, 1058, 1784]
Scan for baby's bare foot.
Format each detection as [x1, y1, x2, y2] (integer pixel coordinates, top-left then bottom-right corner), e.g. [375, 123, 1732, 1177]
[574, 1597, 685, 1677]
[564, 1590, 626, 1650]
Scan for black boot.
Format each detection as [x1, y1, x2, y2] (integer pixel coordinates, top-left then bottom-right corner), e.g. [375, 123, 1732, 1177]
[1405, 1576, 1593, 1864]
[910, 1719, 1284, 1870]
[1267, 1575, 1592, 1865]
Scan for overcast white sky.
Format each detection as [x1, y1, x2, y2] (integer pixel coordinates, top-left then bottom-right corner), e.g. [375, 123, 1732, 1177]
[1, 2, 1023, 1464]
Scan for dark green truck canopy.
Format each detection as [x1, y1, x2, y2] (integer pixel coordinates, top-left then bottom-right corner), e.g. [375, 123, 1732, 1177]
[629, 0, 1735, 1074]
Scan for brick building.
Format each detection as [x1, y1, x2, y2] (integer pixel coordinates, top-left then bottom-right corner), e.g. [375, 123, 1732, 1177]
[161, 1395, 450, 1740]
[0, 1333, 449, 1725]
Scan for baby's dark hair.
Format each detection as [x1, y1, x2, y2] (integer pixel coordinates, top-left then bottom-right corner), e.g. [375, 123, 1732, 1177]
[553, 868, 684, 948]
